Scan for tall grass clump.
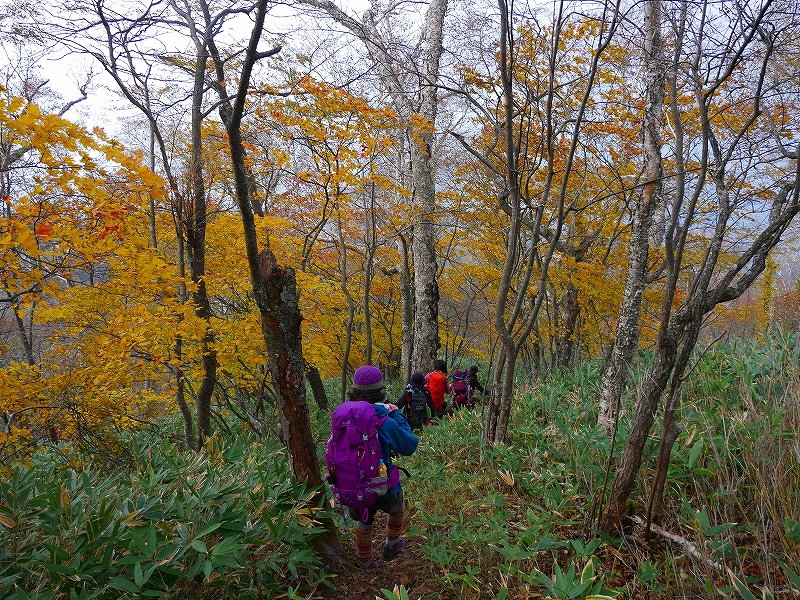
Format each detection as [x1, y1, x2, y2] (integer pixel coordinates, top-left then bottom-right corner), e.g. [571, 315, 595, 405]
[658, 330, 800, 595]
[0, 433, 330, 599]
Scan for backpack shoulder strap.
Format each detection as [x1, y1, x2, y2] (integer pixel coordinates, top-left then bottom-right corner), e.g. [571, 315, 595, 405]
[373, 403, 392, 427]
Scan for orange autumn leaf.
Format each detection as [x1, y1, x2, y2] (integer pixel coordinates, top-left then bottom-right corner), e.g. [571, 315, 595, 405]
[35, 222, 54, 240]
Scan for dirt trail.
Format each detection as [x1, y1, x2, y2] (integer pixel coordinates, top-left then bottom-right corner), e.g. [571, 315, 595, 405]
[316, 513, 459, 600]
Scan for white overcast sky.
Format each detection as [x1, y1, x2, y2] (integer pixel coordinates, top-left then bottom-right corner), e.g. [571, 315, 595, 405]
[30, 0, 374, 136]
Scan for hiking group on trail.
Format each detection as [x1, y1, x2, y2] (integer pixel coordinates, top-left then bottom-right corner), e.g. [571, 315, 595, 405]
[324, 361, 489, 570]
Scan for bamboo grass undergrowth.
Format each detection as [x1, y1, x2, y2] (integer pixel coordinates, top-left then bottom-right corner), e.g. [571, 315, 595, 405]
[2, 334, 799, 599]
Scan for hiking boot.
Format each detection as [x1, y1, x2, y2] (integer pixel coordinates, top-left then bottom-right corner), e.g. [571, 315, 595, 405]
[382, 536, 407, 561]
[359, 559, 380, 570]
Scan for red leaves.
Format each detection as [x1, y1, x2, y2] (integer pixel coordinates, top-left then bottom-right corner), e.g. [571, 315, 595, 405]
[35, 222, 54, 240]
[98, 224, 120, 240]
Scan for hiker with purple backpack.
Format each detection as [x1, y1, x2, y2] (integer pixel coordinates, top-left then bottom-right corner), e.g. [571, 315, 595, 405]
[325, 365, 419, 569]
[451, 369, 472, 409]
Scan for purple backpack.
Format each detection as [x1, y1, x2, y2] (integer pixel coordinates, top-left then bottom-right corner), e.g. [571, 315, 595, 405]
[452, 370, 471, 407]
[325, 401, 389, 521]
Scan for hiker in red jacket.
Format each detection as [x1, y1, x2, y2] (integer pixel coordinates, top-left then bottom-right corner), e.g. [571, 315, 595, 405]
[425, 359, 450, 418]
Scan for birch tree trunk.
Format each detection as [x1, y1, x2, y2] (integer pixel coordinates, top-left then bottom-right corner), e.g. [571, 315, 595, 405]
[597, 0, 663, 434]
[296, 0, 447, 373]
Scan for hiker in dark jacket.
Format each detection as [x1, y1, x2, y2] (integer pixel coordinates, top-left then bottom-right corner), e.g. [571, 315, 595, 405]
[348, 365, 419, 569]
[396, 371, 435, 430]
[468, 365, 487, 402]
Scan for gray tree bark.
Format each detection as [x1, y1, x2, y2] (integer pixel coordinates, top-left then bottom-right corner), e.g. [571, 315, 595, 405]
[296, 0, 447, 373]
[597, 0, 664, 434]
[69, 0, 217, 449]
[556, 285, 580, 369]
[482, 0, 622, 445]
[12, 302, 35, 366]
[599, 0, 800, 532]
[182, 23, 218, 447]
[337, 212, 357, 404]
[306, 365, 329, 411]
[363, 184, 377, 365]
[396, 234, 414, 381]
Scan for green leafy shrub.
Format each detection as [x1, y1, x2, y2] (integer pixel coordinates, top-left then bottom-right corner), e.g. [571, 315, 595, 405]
[0, 435, 329, 599]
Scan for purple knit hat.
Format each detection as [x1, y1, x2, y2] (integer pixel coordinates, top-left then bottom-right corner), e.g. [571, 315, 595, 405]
[352, 365, 384, 391]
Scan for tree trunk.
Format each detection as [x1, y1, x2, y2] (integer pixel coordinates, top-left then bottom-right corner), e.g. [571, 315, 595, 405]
[174, 337, 196, 451]
[225, 115, 341, 555]
[494, 349, 518, 444]
[409, 0, 447, 373]
[337, 213, 356, 404]
[397, 234, 413, 381]
[148, 124, 157, 248]
[187, 42, 217, 447]
[13, 302, 35, 366]
[484, 0, 524, 448]
[306, 365, 329, 411]
[598, 0, 799, 534]
[363, 185, 377, 365]
[597, 0, 664, 434]
[599, 333, 676, 531]
[257, 251, 318, 481]
[645, 310, 700, 529]
[645, 383, 681, 531]
[557, 285, 580, 369]
[409, 134, 440, 373]
[296, 0, 447, 374]
[76, 0, 203, 449]
[174, 219, 195, 450]
[210, 2, 341, 555]
[483, 344, 507, 445]
[257, 249, 341, 556]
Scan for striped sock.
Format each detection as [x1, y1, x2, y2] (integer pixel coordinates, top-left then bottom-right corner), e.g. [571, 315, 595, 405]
[355, 523, 374, 564]
[386, 511, 404, 541]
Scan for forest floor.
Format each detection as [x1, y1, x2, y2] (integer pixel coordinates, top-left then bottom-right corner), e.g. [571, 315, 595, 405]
[310, 512, 684, 600]
[318, 512, 459, 600]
